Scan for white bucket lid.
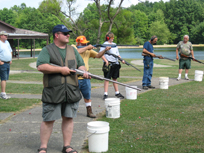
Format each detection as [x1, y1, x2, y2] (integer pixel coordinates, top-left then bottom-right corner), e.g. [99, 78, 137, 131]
[195, 70, 204, 74]
[125, 86, 137, 90]
[159, 77, 169, 80]
[105, 98, 120, 103]
[87, 121, 110, 133]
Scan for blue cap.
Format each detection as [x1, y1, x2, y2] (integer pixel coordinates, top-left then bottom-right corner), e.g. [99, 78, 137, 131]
[52, 24, 72, 34]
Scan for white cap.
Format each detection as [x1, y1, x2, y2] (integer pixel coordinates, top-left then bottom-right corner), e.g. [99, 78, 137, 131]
[0, 31, 9, 36]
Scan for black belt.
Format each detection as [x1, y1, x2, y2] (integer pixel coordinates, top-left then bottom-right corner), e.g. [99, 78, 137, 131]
[1, 61, 10, 63]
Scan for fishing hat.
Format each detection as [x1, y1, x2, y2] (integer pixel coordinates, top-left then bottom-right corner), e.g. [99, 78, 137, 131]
[52, 24, 72, 34]
[0, 31, 9, 36]
[76, 35, 89, 44]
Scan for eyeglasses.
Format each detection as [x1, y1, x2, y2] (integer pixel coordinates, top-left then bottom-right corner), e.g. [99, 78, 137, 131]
[57, 32, 70, 36]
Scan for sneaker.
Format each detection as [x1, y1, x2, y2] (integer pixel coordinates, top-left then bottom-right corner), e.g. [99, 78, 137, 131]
[177, 77, 181, 81]
[103, 94, 108, 100]
[115, 93, 124, 99]
[147, 85, 155, 89]
[143, 86, 148, 90]
[185, 76, 189, 80]
[0, 94, 11, 99]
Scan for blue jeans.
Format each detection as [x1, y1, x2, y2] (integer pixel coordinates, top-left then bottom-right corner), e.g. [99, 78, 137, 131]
[0, 63, 10, 81]
[78, 79, 91, 100]
[142, 59, 153, 86]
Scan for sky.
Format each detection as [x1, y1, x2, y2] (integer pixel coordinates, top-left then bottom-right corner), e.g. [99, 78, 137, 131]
[0, 0, 170, 12]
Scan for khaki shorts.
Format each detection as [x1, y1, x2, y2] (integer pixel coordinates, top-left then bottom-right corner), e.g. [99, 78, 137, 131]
[42, 102, 79, 121]
[179, 58, 191, 69]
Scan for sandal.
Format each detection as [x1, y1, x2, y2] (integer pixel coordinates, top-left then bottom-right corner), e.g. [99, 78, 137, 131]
[62, 145, 78, 153]
[37, 148, 47, 153]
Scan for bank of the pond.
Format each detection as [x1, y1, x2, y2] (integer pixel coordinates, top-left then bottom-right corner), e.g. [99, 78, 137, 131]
[17, 44, 204, 51]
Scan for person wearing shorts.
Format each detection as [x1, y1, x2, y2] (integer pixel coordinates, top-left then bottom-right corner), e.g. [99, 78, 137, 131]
[72, 36, 110, 118]
[99, 32, 125, 100]
[36, 25, 88, 153]
[176, 35, 195, 80]
[0, 31, 12, 99]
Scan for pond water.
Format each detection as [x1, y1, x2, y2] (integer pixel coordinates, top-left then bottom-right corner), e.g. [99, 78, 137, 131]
[17, 47, 204, 60]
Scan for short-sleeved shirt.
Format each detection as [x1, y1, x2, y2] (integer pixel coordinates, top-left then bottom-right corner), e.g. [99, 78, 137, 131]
[0, 40, 12, 62]
[72, 44, 98, 79]
[99, 41, 120, 64]
[36, 44, 84, 68]
[143, 41, 154, 60]
[177, 41, 193, 59]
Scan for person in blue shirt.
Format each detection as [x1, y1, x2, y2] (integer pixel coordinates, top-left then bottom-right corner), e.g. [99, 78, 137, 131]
[142, 36, 159, 90]
[0, 31, 12, 99]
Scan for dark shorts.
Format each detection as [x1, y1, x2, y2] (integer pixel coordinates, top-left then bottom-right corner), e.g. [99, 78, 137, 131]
[78, 79, 91, 100]
[179, 58, 191, 69]
[0, 63, 10, 81]
[42, 102, 79, 121]
[103, 62, 120, 79]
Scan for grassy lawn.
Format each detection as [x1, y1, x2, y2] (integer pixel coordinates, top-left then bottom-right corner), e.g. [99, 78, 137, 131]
[6, 83, 43, 94]
[0, 98, 41, 112]
[2, 57, 204, 151]
[11, 58, 37, 71]
[97, 81, 204, 152]
[9, 73, 43, 82]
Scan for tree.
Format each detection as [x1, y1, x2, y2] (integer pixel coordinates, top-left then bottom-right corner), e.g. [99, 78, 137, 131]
[149, 21, 171, 45]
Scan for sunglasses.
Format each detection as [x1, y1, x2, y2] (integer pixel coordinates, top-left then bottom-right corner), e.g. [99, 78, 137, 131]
[57, 32, 70, 36]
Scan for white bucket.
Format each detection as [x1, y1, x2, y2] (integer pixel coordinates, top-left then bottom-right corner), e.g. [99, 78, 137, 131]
[105, 98, 120, 118]
[159, 77, 169, 89]
[125, 86, 137, 100]
[87, 121, 110, 153]
[194, 70, 203, 81]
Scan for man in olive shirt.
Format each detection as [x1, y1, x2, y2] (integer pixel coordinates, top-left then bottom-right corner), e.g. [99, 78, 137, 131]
[176, 35, 194, 80]
[37, 25, 88, 153]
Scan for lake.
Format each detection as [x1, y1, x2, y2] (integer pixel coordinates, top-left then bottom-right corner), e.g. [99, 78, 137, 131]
[17, 47, 204, 60]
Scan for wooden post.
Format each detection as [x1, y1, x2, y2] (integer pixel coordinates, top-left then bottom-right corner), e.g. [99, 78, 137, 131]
[18, 39, 19, 60]
[31, 39, 32, 57]
[34, 39, 35, 58]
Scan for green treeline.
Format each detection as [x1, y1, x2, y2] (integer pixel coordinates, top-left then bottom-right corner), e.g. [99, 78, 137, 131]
[1, 0, 204, 48]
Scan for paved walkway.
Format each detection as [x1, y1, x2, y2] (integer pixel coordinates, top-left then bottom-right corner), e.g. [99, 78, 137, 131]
[0, 76, 192, 153]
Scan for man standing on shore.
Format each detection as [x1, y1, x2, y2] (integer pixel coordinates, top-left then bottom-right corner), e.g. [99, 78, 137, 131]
[37, 24, 88, 153]
[176, 35, 194, 80]
[0, 31, 12, 99]
[142, 36, 158, 90]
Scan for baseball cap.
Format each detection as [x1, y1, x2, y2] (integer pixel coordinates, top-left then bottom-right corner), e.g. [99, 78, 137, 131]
[52, 24, 72, 34]
[0, 31, 9, 36]
[76, 36, 89, 44]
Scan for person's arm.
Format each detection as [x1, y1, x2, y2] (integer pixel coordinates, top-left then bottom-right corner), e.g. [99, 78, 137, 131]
[37, 64, 75, 75]
[77, 45, 95, 54]
[190, 44, 194, 59]
[95, 46, 111, 58]
[102, 56, 109, 66]
[143, 48, 156, 57]
[176, 48, 179, 60]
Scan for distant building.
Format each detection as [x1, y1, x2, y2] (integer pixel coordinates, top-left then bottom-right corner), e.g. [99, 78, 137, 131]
[0, 20, 49, 58]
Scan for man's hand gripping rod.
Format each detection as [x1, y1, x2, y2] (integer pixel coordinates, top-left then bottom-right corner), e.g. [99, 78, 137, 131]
[50, 63, 141, 91]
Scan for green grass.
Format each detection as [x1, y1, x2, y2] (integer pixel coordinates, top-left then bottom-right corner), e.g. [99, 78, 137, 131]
[97, 81, 204, 152]
[9, 73, 43, 82]
[0, 98, 41, 112]
[6, 83, 43, 94]
[11, 58, 37, 71]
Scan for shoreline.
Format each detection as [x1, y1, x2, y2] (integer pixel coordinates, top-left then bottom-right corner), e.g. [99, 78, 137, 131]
[16, 44, 204, 51]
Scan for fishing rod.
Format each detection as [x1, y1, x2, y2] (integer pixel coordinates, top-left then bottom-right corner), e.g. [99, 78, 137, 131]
[142, 52, 175, 61]
[180, 53, 204, 65]
[105, 52, 141, 72]
[49, 63, 142, 91]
